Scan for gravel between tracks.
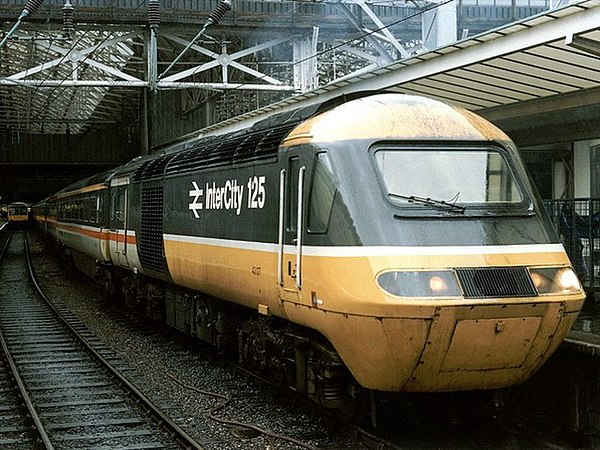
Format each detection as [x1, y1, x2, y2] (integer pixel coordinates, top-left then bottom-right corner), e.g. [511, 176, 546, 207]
[28, 233, 361, 450]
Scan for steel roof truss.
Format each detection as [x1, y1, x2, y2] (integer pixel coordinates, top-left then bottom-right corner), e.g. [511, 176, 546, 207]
[6, 32, 140, 84]
[342, 0, 409, 58]
[159, 35, 292, 88]
[313, 1, 600, 104]
[332, 1, 395, 64]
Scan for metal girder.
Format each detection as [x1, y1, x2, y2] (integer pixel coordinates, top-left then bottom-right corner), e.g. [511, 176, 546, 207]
[332, 0, 409, 66]
[565, 33, 600, 57]
[0, 29, 138, 134]
[1, 31, 300, 91]
[158, 34, 293, 88]
[148, 0, 417, 92]
[0, 79, 297, 91]
[341, 0, 410, 58]
[7, 33, 139, 83]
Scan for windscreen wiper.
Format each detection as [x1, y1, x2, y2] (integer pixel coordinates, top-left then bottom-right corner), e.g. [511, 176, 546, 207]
[389, 193, 466, 213]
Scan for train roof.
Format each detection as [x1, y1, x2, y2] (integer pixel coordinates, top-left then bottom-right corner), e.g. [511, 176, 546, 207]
[151, 91, 373, 153]
[126, 94, 341, 182]
[282, 93, 511, 147]
[51, 168, 118, 199]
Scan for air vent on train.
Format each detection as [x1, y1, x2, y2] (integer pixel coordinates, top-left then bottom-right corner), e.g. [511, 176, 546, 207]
[456, 267, 537, 298]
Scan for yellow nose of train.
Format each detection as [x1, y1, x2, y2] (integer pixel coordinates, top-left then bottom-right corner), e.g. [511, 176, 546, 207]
[290, 243, 584, 392]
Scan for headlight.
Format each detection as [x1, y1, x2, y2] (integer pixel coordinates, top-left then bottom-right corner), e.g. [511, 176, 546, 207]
[528, 267, 582, 295]
[377, 270, 461, 298]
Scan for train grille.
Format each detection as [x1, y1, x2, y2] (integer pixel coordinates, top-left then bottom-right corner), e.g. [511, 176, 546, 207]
[456, 267, 537, 298]
[139, 187, 164, 273]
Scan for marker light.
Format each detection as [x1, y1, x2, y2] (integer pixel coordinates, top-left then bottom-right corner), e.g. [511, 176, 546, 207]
[377, 270, 461, 298]
[528, 267, 582, 295]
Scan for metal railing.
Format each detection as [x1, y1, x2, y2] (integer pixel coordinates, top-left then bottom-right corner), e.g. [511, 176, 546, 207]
[544, 198, 600, 292]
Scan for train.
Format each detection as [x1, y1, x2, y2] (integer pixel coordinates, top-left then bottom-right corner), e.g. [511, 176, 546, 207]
[32, 92, 585, 417]
[7, 202, 30, 227]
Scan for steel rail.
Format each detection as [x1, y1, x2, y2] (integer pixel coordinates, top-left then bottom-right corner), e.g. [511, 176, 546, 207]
[23, 233, 205, 450]
[0, 233, 55, 449]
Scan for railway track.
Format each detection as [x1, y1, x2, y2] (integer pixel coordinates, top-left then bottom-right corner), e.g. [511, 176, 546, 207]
[0, 232, 203, 450]
[0, 345, 42, 449]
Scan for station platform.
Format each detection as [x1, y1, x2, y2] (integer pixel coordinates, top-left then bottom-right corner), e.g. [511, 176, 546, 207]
[564, 297, 600, 356]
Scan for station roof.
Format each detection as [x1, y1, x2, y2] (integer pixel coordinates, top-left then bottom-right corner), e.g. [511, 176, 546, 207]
[199, 0, 600, 136]
[0, 30, 137, 134]
[2, 0, 599, 143]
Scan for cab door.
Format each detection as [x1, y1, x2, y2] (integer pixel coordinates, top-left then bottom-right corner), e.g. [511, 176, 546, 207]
[278, 150, 309, 303]
[109, 177, 130, 268]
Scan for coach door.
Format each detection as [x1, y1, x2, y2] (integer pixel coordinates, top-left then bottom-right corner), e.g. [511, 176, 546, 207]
[109, 178, 129, 268]
[278, 151, 309, 303]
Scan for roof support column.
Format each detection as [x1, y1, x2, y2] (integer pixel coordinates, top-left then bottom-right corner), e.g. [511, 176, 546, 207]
[422, 0, 457, 51]
[293, 27, 319, 93]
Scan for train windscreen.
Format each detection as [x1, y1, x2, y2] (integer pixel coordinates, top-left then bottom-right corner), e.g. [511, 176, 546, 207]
[8, 205, 28, 215]
[373, 147, 528, 212]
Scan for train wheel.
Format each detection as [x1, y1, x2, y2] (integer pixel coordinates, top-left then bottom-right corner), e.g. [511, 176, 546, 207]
[335, 388, 368, 423]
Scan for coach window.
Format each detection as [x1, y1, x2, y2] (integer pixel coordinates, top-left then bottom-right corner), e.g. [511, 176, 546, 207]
[87, 196, 96, 223]
[97, 195, 104, 225]
[86, 196, 91, 223]
[82, 197, 88, 223]
[81, 198, 87, 223]
[308, 153, 337, 234]
[90, 196, 97, 223]
[87, 197, 91, 222]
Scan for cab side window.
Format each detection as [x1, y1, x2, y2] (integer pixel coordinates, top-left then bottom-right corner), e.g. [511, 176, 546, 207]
[308, 152, 337, 234]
